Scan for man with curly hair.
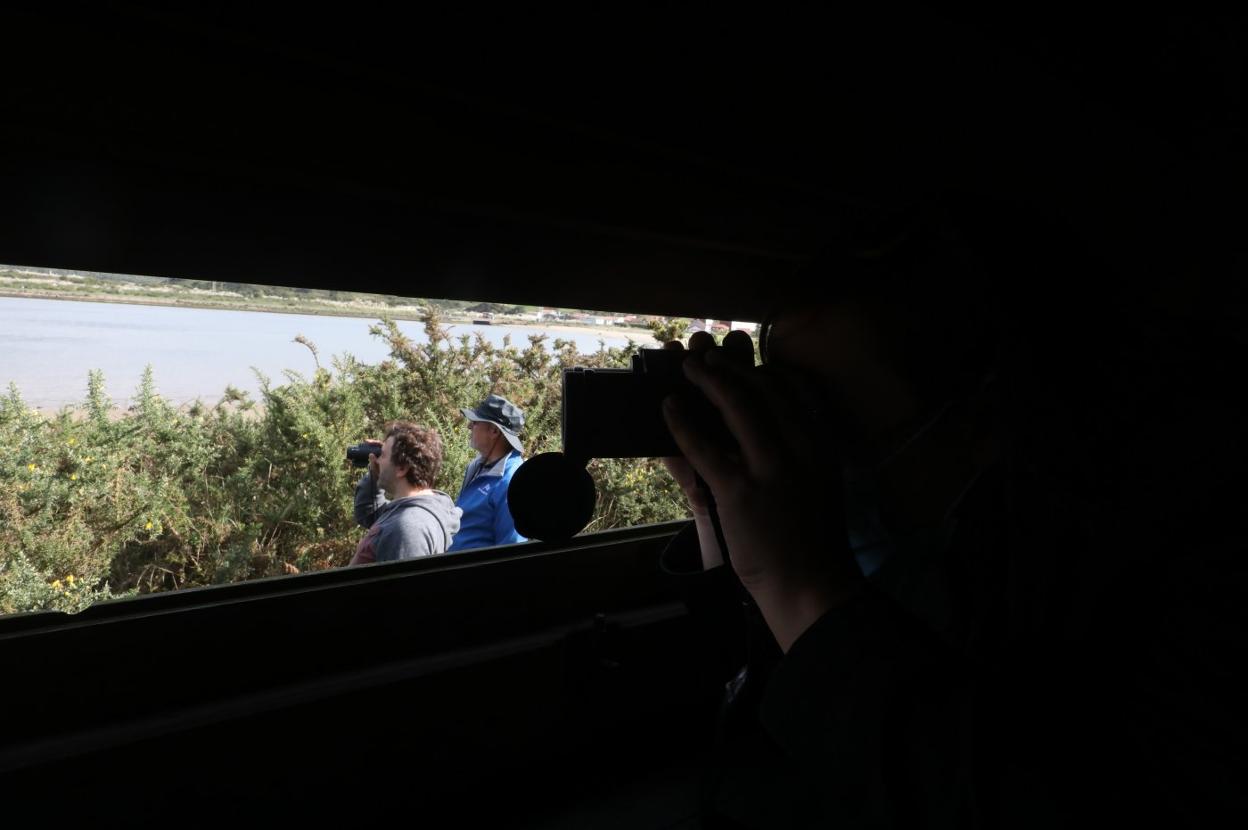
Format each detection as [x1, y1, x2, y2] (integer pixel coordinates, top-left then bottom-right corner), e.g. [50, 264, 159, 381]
[351, 421, 462, 565]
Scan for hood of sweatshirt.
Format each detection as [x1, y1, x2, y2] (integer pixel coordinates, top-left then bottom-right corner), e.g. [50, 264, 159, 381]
[378, 490, 463, 541]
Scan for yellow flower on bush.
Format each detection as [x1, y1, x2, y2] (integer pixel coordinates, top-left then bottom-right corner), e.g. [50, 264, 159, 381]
[70, 473, 78, 481]
[27, 463, 37, 472]
[84, 457, 93, 464]
[66, 574, 75, 586]
[145, 521, 154, 530]
[51, 580, 62, 591]
[67, 437, 77, 446]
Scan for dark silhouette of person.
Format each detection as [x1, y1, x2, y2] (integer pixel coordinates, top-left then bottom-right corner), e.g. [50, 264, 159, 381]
[658, 198, 1246, 827]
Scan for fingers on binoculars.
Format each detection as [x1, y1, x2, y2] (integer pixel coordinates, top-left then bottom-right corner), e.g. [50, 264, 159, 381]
[663, 394, 741, 488]
[690, 345, 815, 470]
[680, 358, 784, 477]
[722, 329, 755, 367]
[688, 331, 716, 352]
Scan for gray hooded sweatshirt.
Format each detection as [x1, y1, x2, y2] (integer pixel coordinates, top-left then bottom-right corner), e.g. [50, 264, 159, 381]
[351, 472, 463, 565]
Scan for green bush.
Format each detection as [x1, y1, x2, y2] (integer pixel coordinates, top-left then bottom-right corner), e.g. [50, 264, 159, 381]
[0, 308, 689, 616]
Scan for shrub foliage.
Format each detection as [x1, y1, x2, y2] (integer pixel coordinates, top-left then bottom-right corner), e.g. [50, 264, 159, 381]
[0, 309, 687, 615]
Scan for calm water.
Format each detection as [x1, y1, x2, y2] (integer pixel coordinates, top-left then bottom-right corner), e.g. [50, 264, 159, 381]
[0, 298, 642, 409]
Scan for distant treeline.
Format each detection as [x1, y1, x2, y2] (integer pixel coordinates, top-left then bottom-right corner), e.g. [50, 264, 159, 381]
[0, 265, 621, 318]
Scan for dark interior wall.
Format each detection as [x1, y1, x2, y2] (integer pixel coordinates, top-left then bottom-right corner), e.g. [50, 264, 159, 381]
[1, 524, 719, 823]
[4, 10, 1245, 321]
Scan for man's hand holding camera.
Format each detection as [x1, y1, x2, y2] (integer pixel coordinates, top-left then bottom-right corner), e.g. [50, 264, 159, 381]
[661, 330, 866, 653]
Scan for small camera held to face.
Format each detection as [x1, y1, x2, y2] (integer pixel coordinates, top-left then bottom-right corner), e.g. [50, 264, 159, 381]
[561, 347, 703, 460]
[508, 348, 732, 543]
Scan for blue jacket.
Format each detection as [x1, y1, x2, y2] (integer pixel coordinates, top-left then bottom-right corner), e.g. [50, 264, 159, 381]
[447, 450, 527, 552]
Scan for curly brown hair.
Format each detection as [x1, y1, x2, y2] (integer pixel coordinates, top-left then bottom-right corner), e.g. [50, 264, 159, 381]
[383, 421, 443, 488]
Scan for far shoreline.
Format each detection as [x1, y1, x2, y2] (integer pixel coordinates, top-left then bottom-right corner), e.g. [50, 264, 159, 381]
[3, 289, 662, 412]
[0, 288, 660, 341]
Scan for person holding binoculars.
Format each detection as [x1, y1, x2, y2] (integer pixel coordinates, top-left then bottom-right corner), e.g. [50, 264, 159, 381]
[350, 421, 461, 565]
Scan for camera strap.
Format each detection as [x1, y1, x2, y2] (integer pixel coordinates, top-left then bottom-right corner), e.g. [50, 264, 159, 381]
[696, 474, 757, 606]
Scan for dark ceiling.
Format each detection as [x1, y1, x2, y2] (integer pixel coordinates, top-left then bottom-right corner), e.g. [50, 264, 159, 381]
[2, 9, 1245, 321]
